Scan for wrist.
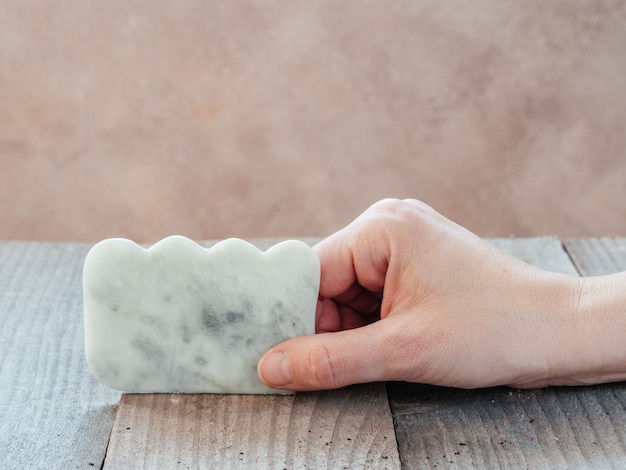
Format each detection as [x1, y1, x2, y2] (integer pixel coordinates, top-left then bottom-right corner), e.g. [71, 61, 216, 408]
[507, 271, 583, 388]
[564, 273, 626, 385]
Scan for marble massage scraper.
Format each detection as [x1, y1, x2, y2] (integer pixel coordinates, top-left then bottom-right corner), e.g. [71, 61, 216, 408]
[83, 236, 320, 394]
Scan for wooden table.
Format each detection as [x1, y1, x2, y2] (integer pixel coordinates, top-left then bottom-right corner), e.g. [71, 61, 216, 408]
[1, 237, 625, 469]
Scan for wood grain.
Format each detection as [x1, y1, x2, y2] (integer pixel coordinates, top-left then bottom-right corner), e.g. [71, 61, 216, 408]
[0, 242, 120, 469]
[563, 237, 626, 275]
[389, 237, 626, 469]
[104, 384, 400, 469]
[389, 382, 626, 469]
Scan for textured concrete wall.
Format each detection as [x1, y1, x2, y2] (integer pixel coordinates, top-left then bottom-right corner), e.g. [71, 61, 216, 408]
[1, 1, 625, 242]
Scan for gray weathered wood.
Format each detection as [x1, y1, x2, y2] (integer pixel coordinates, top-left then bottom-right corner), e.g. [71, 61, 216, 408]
[389, 237, 626, 469]
[563, 238, 626, 276]
[104, 384, 400, 469]
[0, 242, 120, 469]
[389, 382, 626, 469]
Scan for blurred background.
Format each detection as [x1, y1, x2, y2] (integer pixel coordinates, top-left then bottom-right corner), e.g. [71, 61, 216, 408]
[1, 1, 625, 243]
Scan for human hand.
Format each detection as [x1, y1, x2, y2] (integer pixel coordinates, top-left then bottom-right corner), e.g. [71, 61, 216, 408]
[256, 199, 605, 391]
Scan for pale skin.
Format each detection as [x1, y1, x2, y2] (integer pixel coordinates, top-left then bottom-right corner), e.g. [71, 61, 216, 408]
[257, 198, 626, 391]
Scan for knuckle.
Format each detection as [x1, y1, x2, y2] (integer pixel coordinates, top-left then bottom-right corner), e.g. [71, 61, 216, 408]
[368, 198, 405, 214]
[368, 198, 435, 222]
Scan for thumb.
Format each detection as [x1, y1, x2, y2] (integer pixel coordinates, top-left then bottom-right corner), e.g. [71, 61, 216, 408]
[257, 323, 398, 391]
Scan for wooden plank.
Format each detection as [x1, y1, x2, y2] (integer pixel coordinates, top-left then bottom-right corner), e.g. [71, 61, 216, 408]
[389, 237, 626, 469]
[104, 384, 400, 469]
[0, 242, 121, 469]
[389, 382, 626, 469]
[563, 238, 626, 276]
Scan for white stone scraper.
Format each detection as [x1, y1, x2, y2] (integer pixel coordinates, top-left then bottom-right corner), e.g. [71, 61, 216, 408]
[83, 236, 319, 394]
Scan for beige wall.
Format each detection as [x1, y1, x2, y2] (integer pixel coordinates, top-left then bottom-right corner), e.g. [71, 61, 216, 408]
[1, 1, 625, 243]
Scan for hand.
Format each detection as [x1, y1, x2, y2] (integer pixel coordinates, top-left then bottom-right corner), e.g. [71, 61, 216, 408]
[257, 199, 624, 391]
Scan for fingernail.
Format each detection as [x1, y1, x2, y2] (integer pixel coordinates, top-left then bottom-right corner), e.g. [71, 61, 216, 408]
[258, 352, 293, 387]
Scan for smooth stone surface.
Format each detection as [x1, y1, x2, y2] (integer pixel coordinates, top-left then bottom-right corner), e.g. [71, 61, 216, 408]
[83, 236, 319, 394]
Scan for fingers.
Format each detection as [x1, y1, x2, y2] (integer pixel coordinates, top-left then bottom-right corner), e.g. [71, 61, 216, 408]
[315, 298, 377, 333]
[313, 210, 391, 299]
[313, 198, 441, 300]
[333, 281, 381, 314]
[258, 320, 404, 391]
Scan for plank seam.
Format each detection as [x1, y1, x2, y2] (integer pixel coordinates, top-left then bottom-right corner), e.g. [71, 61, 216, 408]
[561, 240, 585, 277]
[100, 405, 118, 470]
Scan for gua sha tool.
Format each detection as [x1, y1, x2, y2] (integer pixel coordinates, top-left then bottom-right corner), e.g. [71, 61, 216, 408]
[83, 236, 320, 394]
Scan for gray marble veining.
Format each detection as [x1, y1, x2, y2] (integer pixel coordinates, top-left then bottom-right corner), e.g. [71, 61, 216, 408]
[83, 236, 319, 394]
